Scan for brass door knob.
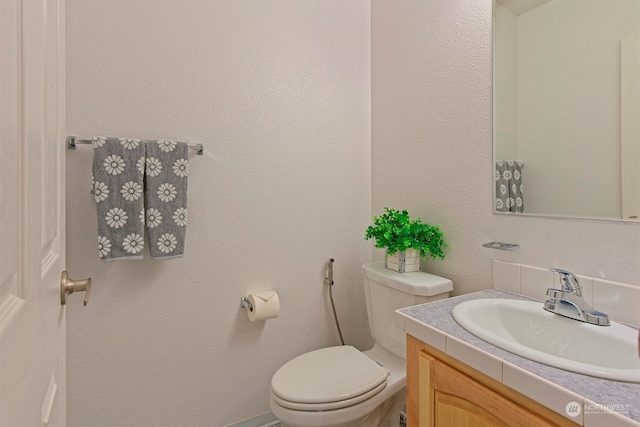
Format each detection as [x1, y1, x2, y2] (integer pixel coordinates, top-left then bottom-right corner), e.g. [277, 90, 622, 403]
[60, 271, 92, 306]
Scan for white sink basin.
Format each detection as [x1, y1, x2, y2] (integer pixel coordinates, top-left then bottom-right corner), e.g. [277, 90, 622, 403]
[452, 298, 640, 383]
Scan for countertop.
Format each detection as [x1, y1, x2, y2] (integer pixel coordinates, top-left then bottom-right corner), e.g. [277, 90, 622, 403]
[396, 289, 640, 427]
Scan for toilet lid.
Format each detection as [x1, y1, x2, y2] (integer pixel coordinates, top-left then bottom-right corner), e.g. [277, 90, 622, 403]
[270, 346, 389, 405]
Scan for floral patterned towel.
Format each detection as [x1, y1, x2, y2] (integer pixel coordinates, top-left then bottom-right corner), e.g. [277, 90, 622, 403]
[495, 160, 524, 213]
[93, 137, 146, 261]
[144, 140, 189, 259]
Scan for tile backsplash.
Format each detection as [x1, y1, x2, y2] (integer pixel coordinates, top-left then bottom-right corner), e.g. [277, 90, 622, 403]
[493, 260, 640, 327]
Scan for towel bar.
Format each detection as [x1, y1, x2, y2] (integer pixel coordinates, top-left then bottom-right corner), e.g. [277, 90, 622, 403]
[67, 136, 204, 155]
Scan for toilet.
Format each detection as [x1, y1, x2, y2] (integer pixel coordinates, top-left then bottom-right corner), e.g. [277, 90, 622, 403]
[269, 262, 453, 427]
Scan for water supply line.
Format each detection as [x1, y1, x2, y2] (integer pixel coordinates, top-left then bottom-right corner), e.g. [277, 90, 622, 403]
[324, 258, 345, 345]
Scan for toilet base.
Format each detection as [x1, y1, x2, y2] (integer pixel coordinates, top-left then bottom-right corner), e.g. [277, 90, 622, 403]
[357, 388, 405, 427]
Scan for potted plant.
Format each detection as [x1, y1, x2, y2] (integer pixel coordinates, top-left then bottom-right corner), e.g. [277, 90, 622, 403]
[365, 207, 446, 272]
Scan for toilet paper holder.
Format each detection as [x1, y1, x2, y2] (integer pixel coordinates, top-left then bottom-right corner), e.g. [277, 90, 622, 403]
[240, 296, 253, 312]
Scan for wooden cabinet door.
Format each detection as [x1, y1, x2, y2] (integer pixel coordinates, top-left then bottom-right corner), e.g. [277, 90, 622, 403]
[419, 352, 558, 427]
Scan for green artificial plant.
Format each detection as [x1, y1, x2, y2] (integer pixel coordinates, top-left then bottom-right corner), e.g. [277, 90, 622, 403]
[364, 207, 446, 260]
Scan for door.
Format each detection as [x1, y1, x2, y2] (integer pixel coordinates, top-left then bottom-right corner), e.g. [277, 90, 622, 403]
[621, 29, 640, 220]
[0, 0, 67, 425]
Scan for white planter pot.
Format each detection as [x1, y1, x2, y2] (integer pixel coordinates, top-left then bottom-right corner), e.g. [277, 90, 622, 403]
[385, 249, 421, 273]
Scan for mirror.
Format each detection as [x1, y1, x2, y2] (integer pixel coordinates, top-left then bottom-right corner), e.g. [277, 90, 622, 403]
[493, 0, 640, 221]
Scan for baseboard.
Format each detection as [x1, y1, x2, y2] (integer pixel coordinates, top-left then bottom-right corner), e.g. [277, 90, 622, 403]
[225, 412, 281, 427]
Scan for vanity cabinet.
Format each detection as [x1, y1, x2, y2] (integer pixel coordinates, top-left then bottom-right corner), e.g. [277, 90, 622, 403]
[406, 335, 579, 427]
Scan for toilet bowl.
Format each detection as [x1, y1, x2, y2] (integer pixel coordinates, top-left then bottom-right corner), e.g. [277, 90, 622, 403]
[270, 344, 405, 427]
[269, 262, 453, 427]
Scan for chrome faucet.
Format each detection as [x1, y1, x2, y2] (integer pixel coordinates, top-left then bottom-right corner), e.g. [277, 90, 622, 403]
[543, 268, 610, 326]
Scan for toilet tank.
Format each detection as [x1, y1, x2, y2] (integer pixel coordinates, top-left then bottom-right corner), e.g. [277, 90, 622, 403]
[361, 262, 453, 360]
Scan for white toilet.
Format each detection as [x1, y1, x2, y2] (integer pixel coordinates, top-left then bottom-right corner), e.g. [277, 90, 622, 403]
[269, 262, 453, 427]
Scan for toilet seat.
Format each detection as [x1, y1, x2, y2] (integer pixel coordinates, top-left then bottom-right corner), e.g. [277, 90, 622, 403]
[271, 380, 387, 411]
[270, 346, 389, 411]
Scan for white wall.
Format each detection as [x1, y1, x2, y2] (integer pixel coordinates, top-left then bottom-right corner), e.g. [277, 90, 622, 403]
[371, 0, 640, 296]
[65, 1, 371, 426]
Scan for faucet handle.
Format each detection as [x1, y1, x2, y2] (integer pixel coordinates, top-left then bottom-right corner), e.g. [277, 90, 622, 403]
[545, 288, 563, 299]
[548, 268, 582, 296]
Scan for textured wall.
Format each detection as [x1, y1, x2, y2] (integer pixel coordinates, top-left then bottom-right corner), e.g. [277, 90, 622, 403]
[65, 1, 371, 426]
[371, 0, 640, 294]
